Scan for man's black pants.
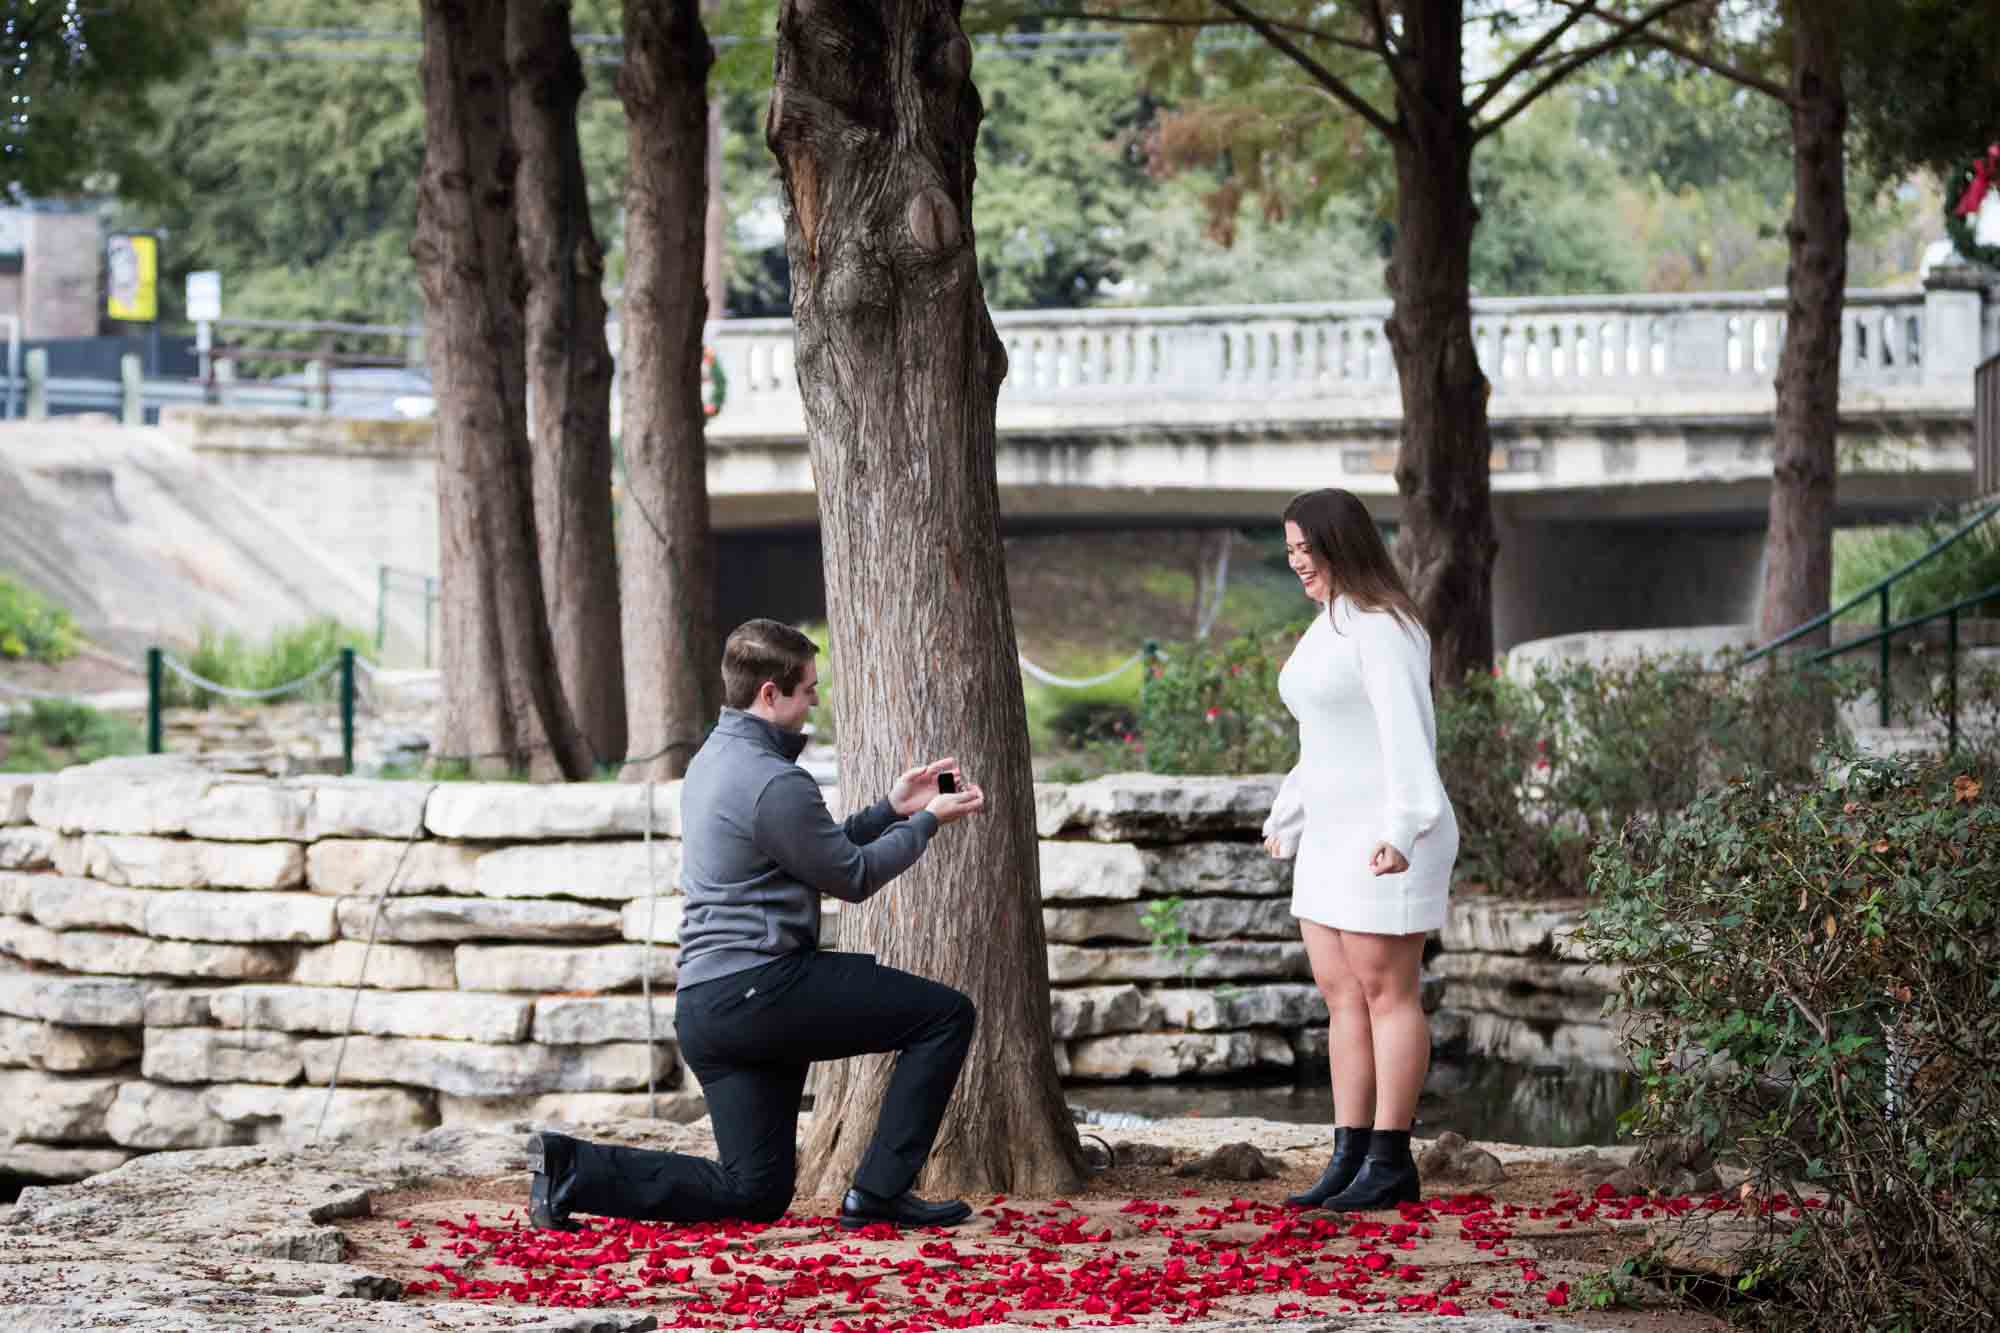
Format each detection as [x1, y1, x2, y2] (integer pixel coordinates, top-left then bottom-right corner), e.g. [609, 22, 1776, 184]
[558, 950, 976, 1223]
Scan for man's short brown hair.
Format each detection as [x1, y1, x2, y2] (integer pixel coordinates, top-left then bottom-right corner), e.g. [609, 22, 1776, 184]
[722, 619, 818, 711]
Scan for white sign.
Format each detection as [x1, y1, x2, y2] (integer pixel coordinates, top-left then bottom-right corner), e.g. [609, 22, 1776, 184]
[185, 270, 222, 323]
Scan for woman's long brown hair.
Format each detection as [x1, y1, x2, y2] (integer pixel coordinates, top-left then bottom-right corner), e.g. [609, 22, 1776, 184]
[1282, 488, 1422, 632]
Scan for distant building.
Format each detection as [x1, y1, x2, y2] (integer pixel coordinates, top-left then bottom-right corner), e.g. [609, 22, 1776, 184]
[0, 201, 102, 339]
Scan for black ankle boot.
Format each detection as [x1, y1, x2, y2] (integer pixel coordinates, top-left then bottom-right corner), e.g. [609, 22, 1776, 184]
[526, 1131, 581, 1232]
[1284, 1126, 1373, 1208]
[1321, 1128, 1420, 1212]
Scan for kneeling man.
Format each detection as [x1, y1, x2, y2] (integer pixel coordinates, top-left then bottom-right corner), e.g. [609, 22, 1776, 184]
[527, 618, 986, 1231]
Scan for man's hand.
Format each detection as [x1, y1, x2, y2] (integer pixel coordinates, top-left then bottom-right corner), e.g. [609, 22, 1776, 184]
[926, 782, 986, 825]
[1368, 842, 1409, 876]
[891, 758, 957, 817]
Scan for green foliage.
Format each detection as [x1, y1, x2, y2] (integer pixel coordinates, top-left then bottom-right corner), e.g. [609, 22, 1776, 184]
[1577, 754, 2000, 1330]
[973, 26, 1160, 309]
[1845, 0, 2000, 183]
[1137, 895, 1205, 979]
[1118, 188, 1384, 306]
[1469, 92, 1646, 296]
[0, 699, 143, 772]
[1, 0, 245, 204]
[162, 618, 369, 709]
[1833, 508, 2000, 626]
[0, 576, 80, 664]
[1134, 623, 1306, 777]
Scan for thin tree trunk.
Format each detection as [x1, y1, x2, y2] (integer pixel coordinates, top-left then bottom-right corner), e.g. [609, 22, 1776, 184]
[772, 0, 1084, 1197]
[1759, 1, 1846, 645]
[509, 0, 626, 767]
[702, 0, 727, 322]
[414, 0, 592, 780]
[617, 0, 719, 780]
[1385, 1, 1496, 689]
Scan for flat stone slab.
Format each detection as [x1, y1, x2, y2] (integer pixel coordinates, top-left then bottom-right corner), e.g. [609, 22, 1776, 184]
[0, 918, 292, 981]
[531, 994, 677, 1045]
[426, 782, 683, 841]
[476, 841, 683, 903]
[305, 838, 480, 896]
[0, 1141, 135, 1181]
[0, 1013, 142, 1072]
[208, 984, 534, 1044]
[0, 958, 152, 1025]
[55, 833, 305, 890]
[1047, 940, 1309, 984]
[298, 778, 434, 840]
[1035, 774, 1282, 842]
[296, 1034, 676, 1097]
[0, 824, 56, 870]
[453, 943, 677, 993]
[0, 775, 39, 825]
[334, 896, 622, 944]
[290, 941, 458, 992]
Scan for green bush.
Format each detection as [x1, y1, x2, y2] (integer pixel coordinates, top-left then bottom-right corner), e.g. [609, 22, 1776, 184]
[0, 576, 80, 663]
[1134, 621, 1306, 776]
[0, 699, 143, 771]
[162, 619, 370, 709]
[1578, 755, 2000, 1330]
[1833, 507, 2000, 625]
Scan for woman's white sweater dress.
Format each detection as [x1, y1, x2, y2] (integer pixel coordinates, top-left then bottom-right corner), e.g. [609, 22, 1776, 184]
[1262, 596, 1458, 935]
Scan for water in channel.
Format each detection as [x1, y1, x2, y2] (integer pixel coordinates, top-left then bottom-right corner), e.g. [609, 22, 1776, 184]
[1069, 1054, 1636, 1149]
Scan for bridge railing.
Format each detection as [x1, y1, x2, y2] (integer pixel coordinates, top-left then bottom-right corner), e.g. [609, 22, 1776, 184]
[706, 288, 1939, 427]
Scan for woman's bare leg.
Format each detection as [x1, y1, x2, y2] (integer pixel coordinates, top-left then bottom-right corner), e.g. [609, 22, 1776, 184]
[1334, 929, 1429, 1130]
[1300, 918, 1374, 1125]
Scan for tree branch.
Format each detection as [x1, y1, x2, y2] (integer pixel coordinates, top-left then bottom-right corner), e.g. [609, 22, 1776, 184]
[1207, 0, 1396, 138]
[1031, 8, 1377, 54]
[1473, 0, 1717, 139]
[1464, 0, 1601, 120]
[1638, 29, 1791, 105]
[1359, 0, 1417, 111]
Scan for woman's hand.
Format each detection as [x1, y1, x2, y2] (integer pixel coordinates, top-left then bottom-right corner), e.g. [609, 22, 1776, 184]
[1263, 834, 1287, 858]
[1368, 842, 1409, 876]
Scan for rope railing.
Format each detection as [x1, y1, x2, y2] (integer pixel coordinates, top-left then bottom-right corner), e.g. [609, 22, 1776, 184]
[157, 651, 349, 701]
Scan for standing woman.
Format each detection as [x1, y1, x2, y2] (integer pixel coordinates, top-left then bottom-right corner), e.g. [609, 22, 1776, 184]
[1263, 488, 1458, 1211]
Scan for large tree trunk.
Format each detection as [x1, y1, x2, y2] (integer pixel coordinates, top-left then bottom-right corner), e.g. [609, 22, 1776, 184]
[1758, 1, 1846, 645]
[772, 0, 1084, 1197]
[617, 0, 719, 780]
[1385, 0, 1496, 689]
[414, 0, 592, 780]
[509, 0, 626, 767]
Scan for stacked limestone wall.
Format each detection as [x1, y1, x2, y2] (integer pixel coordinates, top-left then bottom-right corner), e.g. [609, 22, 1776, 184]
[0, 759, 1603, 1184]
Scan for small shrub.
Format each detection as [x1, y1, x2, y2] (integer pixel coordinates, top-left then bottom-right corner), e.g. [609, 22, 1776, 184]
[1578, 755, 2000, 1330]
[0, 699, 142, 771]
[0, 576, 80, 663]
[1833, 507, 2000, 625]
[1434, 667, 1586, 894]
[1135, 620, 1306, 776]
[162, 619, 369, 709]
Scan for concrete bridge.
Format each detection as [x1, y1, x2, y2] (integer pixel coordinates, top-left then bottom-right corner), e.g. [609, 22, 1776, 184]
[160, 276, 1996, 651]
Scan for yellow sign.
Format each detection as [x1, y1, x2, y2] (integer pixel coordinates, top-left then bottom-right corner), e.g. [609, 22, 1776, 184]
[106, 233, 158, 322]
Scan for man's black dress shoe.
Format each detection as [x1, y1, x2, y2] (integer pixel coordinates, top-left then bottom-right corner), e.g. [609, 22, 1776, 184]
[838, 1187, 972, 1231]
[526, 1131, 582, 1232]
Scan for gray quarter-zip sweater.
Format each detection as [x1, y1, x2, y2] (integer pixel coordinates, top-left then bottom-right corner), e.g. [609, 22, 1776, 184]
[676, 708, 939, 988]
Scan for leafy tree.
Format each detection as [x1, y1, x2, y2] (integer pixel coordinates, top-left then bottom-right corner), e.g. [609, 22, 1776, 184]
[0, 0, 246, 204]
[972, 27, 1160, 308]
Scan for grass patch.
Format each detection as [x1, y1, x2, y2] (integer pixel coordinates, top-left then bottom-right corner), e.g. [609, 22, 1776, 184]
[0, 576, 80, 664]
[0, 699, 143, 771]
[163, 619, 372, 709]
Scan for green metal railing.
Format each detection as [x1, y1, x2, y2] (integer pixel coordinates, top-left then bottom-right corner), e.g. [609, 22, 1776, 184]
[146, 645, 361, 774]
[1740, 497, 2000, 730]
[376, 565, 441, 668]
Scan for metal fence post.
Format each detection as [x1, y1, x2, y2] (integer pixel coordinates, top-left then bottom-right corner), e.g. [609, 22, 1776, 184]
[1878, 586, 1892, 727]
[147, 648, 163, 754]
[339, 647, 356, 775]
[1947, 609, 1960, 754]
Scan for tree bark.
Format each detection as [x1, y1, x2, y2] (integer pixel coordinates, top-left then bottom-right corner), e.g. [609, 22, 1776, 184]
[1758, 1, 1846, 646]
[1385, 0, 1497, 689]
[617, 0, 720, 780]
[771, 0, 1084, 1196]
[509, 0, 626, 767]
[414, 0, 592, 780]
